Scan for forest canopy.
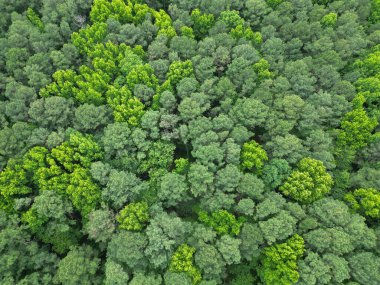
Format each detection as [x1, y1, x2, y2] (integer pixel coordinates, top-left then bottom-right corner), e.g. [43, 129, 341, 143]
[0, 0, 380, 284]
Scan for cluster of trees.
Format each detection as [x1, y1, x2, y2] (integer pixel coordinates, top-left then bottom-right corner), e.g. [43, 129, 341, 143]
[0, 0, 380, 284]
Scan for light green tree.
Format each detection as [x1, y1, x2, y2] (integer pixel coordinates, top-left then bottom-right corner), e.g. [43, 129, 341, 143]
[280, 158, 333, 204]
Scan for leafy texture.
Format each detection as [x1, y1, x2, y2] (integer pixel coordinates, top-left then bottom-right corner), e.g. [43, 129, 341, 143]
[0, 0, 379, 284]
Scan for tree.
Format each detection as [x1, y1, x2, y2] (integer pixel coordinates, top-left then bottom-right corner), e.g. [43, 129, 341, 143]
[229, 98, 269, 128]
[321, 13, 337, 27]
[178, 93, 209, 121]
[191, 9, 215, 38]
[198, 209, 245, 236]
[128, 272, 162, 285]
[170, 35, 197, 59]
[107, 231, 148, 271]
[297, 252, 350, 285]
[90, 161, 112, 186]
[28, 97, 73, 128]
[21, 190, 79, 254]
[73, 103, 112, 132]
[0, 211, 58, 284]
[0, 158, 32, 212]
[239, 222, 264, 261]
[237, 173, 265, 201]
[54, 246, 101, 285]
[169, 244, 201, 284]
[188, 163, 214, 198]
[350, 166, 380, 191]
[304, 227, 354, 256]
[194, 244, 225, 282]
[167, 59, 194, 86]
[4, 81, 37, 122]
[0, 147, 43, 211]
[235, 198, 255, 216]
[164, 271, 192, 285]
[214, 165, 241, 193]
[139, 140, 175, 175]
[219, 10, 244, 29]
[264, 134, 306, 165]
[226, 57, 257, 92]
[101, 122, 133, 158]
[191, 136, 224, 171]
[370, 0, 380, 23]
[85, 208, 115, 243]
[280, 158, 333, 204]
[241, 140, 268, 173]
[253, 58, 272, 80]
[345, 188, 380, 219]
[261, 159, 291, 190]
[256, 192, 286, 219]
[216, 235, 241, 265]
[89, 0, 134, 25]
[116, 201, 149, 231]
[104, 260, 130, 285]
[193, 56, 216, 81]
[337, 108, 378, 151]
[307, 198, 352, 228]
[259, 210, 297, 244]
[174, 158, 190, 174]
[103, 170, 145, 210]
[284, 59, 316, 97]
[50, 131, 103, 171]
[266, 0, 283, 8]
[303, 129, 335, 170]
[145, 211, 190, 269]
[0, 122, 35, 170]
[349, 252, 380, 285]
[158, 172, 189, 206]
[26, 8, 44, 32]
[66, 167, 102, 216]
[259, 234, 305, 285]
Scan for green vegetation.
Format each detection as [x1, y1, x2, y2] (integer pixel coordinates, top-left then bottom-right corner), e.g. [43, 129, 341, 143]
[0, 0, 379, 284]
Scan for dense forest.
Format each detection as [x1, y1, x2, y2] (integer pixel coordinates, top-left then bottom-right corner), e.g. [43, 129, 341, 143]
[0, 0, 380, 284]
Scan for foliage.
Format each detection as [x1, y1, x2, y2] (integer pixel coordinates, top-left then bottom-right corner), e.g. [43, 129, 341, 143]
[169, 244, 202, 284]
[116, 201, 149, 231]
[0, 0, 380, 283]
[241, 140, 268, 173]
[259, 234, 305, 285]
[21, 190, 79, 254]
[370, 0, 380, 23]
[191, 9, 215, 38]
[321, 13, 337, 27]
[85, 208, 115, 243]
[54, 246, 101, 285]
[26, 8, 44, 32]
[280, 158, 333, 204]
[345, 188, 380, 219]
[198, 209, 245, 236]
[167, 60, 194, 86]
[0, 131, 102, 216]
